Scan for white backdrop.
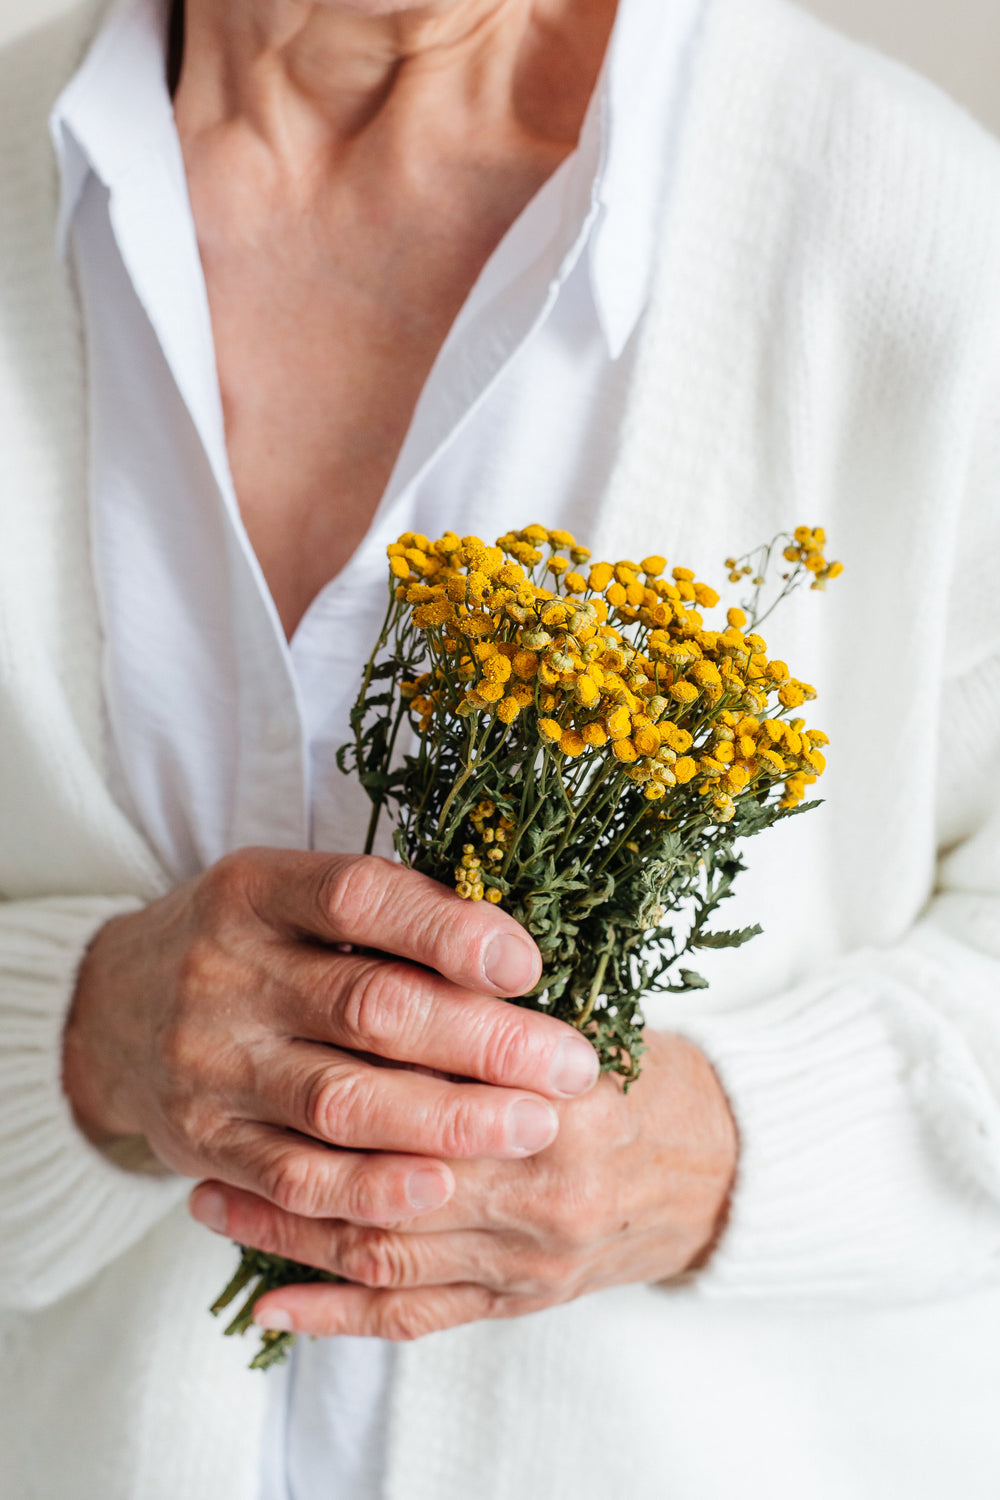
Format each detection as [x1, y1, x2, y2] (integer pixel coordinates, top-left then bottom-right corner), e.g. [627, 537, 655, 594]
[0, 0, 997, 136]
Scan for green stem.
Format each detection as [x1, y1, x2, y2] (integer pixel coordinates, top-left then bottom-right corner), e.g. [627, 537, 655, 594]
[575, 945, 612, 1029]
[210, 1253, 257, 1316]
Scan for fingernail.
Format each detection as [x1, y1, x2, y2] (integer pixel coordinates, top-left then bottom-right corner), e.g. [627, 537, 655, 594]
[406, 1169, 451, 1211]
[485, 934, 537, 994]
[190, 1187, 228, 1235]
[506, 1097, 558, 1154]
[255, 1307, 294, 1333]
[548, 1036, 600, 1097]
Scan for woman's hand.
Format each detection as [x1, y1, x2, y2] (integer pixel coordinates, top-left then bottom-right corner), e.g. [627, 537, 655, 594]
[189, 1031, 738, 1338]
[62, 848, 600, 1228]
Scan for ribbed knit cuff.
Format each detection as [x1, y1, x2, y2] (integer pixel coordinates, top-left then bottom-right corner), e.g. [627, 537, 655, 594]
[671, 968, 1000, 1301]
[0, 897, 188, 1310]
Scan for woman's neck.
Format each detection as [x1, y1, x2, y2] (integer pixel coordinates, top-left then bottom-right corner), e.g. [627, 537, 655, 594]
[173, 0, 616, 162]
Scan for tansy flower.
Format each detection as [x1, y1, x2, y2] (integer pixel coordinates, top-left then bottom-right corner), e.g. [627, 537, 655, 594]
[582, 722, 608, 747]
[559, 729, 586, 757]
[605, 706, 632, 740]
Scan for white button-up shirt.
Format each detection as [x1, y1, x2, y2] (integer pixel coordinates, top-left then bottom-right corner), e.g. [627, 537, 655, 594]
[51, 0, 702, 1493]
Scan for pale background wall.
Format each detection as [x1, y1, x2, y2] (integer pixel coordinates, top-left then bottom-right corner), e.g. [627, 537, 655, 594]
[0, 0, 997, 136]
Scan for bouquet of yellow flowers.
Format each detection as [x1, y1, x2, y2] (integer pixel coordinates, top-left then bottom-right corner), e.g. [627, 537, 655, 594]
[211, 522, 840, 1367]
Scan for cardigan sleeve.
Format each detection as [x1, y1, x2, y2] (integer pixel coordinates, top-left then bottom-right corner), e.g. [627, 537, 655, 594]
[676, 648, 1000, 1301]
[669, 258, 1000, 1297]
[0, 895, 188, 1311]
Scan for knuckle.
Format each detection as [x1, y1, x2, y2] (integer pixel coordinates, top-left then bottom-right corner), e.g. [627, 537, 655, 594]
[157, 1018, 211, 1100]
[479, 1013, 537, 1083]
[435, 1096, 490, 1158]
[340, 1165, 386, 1225]
[303, 1063, 368, 1145]
[262, 1151, 322, 1217]
[412, 901, 486, 976]
[197, 851, 255, 922]
[338, 1228, 409, 1289]
[531, 1182, 593, 1253]
[517, 1251, 575, 1298]
[378, 1297, 434, 1343]
[338, 962, 404, 1050]
[319, 855, 394, 935]
[161, 1079, 216, 1150]
[175, 935, 227, 1005]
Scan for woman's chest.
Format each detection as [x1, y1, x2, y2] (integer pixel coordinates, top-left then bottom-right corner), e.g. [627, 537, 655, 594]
[189, 158, 571, 638]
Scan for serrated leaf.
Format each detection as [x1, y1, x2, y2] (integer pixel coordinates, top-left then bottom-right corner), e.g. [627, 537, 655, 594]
[693, 923, 764, 949]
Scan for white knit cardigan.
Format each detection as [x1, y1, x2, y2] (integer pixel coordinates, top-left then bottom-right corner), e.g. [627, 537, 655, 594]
[3, 2, 1000, 1497]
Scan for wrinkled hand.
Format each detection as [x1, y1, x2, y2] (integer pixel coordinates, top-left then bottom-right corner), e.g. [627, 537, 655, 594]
[190, 1031, 737, 1339]
[63, 848, 601, 1228]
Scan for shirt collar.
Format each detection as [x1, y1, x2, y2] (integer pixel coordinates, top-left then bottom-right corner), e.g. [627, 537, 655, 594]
[50, 0, 703, 355]
[592, 0, 706, 357]
[50, 0, 175, 258]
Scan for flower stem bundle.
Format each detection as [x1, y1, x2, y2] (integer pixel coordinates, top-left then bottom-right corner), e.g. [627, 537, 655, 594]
[213, 522, 839, 1368]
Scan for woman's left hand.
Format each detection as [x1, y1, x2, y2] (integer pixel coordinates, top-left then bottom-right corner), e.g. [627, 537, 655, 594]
[190, 1032, 738, 1340]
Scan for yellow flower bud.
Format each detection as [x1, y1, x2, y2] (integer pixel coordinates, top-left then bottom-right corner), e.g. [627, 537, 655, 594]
[605, 706, 631, 740]
[559, 730, 586, 757]
[588, 562, 614, 591]
[613, 737, 639, 763]
[673, 756, 697, 784]
[633, 724, 660, 756]
[576, 676, 601, 708]
[691, 661, 722, 687]
[539, 718, 563, 743]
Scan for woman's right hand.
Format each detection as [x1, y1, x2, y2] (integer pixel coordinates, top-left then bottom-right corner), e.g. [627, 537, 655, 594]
[62, 848, 600, 1226]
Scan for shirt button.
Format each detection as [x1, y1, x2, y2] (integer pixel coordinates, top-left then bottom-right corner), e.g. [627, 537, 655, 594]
[260, 713, 295, 752]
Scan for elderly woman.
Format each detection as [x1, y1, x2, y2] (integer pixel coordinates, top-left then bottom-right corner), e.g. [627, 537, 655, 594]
[2, 0, 1000, 1495]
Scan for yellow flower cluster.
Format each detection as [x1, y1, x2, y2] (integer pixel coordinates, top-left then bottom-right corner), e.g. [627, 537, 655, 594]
[392, 524, 829, 844]
[779, 526, 843, 590]
[454, 800, 516, 901]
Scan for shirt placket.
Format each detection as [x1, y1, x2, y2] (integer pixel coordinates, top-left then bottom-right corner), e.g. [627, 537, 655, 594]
[104, 138, 312, 856]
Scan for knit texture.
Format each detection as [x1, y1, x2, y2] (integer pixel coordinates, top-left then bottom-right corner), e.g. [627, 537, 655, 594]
[2, 0, 1000, 1496]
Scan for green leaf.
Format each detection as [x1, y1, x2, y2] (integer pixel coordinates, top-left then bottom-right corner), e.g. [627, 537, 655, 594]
[693, 923, 764, 949]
